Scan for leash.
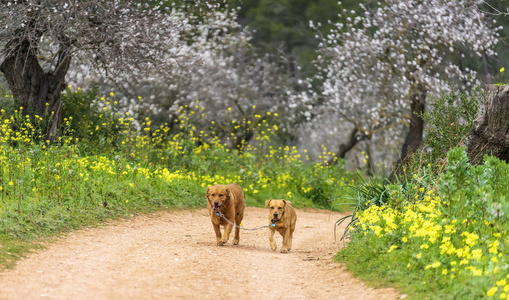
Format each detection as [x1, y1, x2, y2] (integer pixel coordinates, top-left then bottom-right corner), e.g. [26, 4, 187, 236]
[215, 211, 275, 231]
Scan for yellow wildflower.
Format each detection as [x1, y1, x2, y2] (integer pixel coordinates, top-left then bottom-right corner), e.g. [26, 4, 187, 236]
[487, 286, 498, 297]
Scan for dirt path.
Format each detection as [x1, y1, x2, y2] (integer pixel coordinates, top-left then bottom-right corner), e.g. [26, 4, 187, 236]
[0, 207, 399, 300]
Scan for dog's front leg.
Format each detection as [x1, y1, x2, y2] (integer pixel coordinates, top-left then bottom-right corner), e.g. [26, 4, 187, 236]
[213, 223, 222, 246]
[268, 228, 277, 251]
[281, 229, 290, 253]
[221, 223, 233, 245]
[233, 226, 240, 245]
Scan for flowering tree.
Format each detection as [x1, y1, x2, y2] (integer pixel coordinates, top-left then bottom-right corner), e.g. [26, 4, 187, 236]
[0, 0, 199, 139]
[168, 49, 299, 150]
[67, 8, 251, 125]
[67, 7, 302, 150]
[313, 0, 499, 169]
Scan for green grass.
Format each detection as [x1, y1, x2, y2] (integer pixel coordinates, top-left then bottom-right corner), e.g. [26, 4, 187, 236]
[0, 237, 45, 269]
[0, 171, 206, 268]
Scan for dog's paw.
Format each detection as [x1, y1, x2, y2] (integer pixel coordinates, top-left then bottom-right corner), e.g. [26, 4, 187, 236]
[280, 248, 289, 254]
[233, 239, 239, 245]
[217, 240, 225, 246]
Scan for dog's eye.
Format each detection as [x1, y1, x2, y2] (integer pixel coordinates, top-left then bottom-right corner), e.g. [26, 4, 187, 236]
[211, 194, 215, 197]
[219, 194, 224, 197]
[278, 207, 282, 210]
[270, 207, 274, 210]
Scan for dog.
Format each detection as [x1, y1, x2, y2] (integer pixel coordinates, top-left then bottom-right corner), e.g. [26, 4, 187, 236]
[265, 199, 297, 253]
[206, 183, 245, 246]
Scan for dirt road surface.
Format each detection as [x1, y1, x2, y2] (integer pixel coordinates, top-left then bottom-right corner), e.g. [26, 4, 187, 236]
[0, 207, 400, 300]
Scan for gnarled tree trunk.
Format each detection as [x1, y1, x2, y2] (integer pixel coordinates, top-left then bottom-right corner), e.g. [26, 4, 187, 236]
[0, 36, 70, 140]
[468, 85, 509, 164]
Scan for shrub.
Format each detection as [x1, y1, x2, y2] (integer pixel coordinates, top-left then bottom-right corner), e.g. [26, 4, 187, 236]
[421, 87, 483, 164]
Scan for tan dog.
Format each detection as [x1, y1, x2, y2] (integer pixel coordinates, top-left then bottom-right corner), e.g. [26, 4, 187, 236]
[206, 183, 245, 246]
[265, 199, 297, 253]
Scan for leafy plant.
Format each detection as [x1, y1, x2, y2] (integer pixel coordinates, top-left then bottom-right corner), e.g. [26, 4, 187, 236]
[334, 176, 390, 241]
[421, 87, 483, 164]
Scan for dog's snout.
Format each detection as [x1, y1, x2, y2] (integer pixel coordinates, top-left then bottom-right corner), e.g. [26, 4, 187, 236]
[214, 200, 219, 206]
[273, 212, 278, 217]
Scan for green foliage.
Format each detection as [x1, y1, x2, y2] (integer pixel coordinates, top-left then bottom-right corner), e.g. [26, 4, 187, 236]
[338, 147, 509, 299]
[61, 87, 126, 152]
[335, 176, 391, 241]
[61, 86, 101, 139]
[421, 87, 483, 164]
[0, 92, 16, 115]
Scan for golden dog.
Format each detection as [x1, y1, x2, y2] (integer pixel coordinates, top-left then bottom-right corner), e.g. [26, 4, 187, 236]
[265, 199, 297, 253]
[206, 183, 245, 246]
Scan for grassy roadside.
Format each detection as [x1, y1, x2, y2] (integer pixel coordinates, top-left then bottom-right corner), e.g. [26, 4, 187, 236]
[0, 176, 205, 269]
[1, 237, 45, 270]
[335, 148, 509, 299]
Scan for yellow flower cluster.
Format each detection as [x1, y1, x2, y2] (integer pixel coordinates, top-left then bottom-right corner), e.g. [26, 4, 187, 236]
[357, 187, 508, 296]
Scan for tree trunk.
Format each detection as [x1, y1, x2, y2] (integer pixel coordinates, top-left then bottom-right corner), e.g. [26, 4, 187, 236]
[391, 83, 426, 177]
[468, 85, 509, 164]
[327, 128, 366, 165]
[0, 38, 70, 141]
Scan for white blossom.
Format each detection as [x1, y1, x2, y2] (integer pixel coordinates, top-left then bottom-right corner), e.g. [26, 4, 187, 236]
[302, 0, 498, 169]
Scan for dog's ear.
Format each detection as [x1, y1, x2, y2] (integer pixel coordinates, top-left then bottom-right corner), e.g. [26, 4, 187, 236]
[265, 199, 272, 207]
[225, 187, 233, 201]
[206, 186, 211, 198]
